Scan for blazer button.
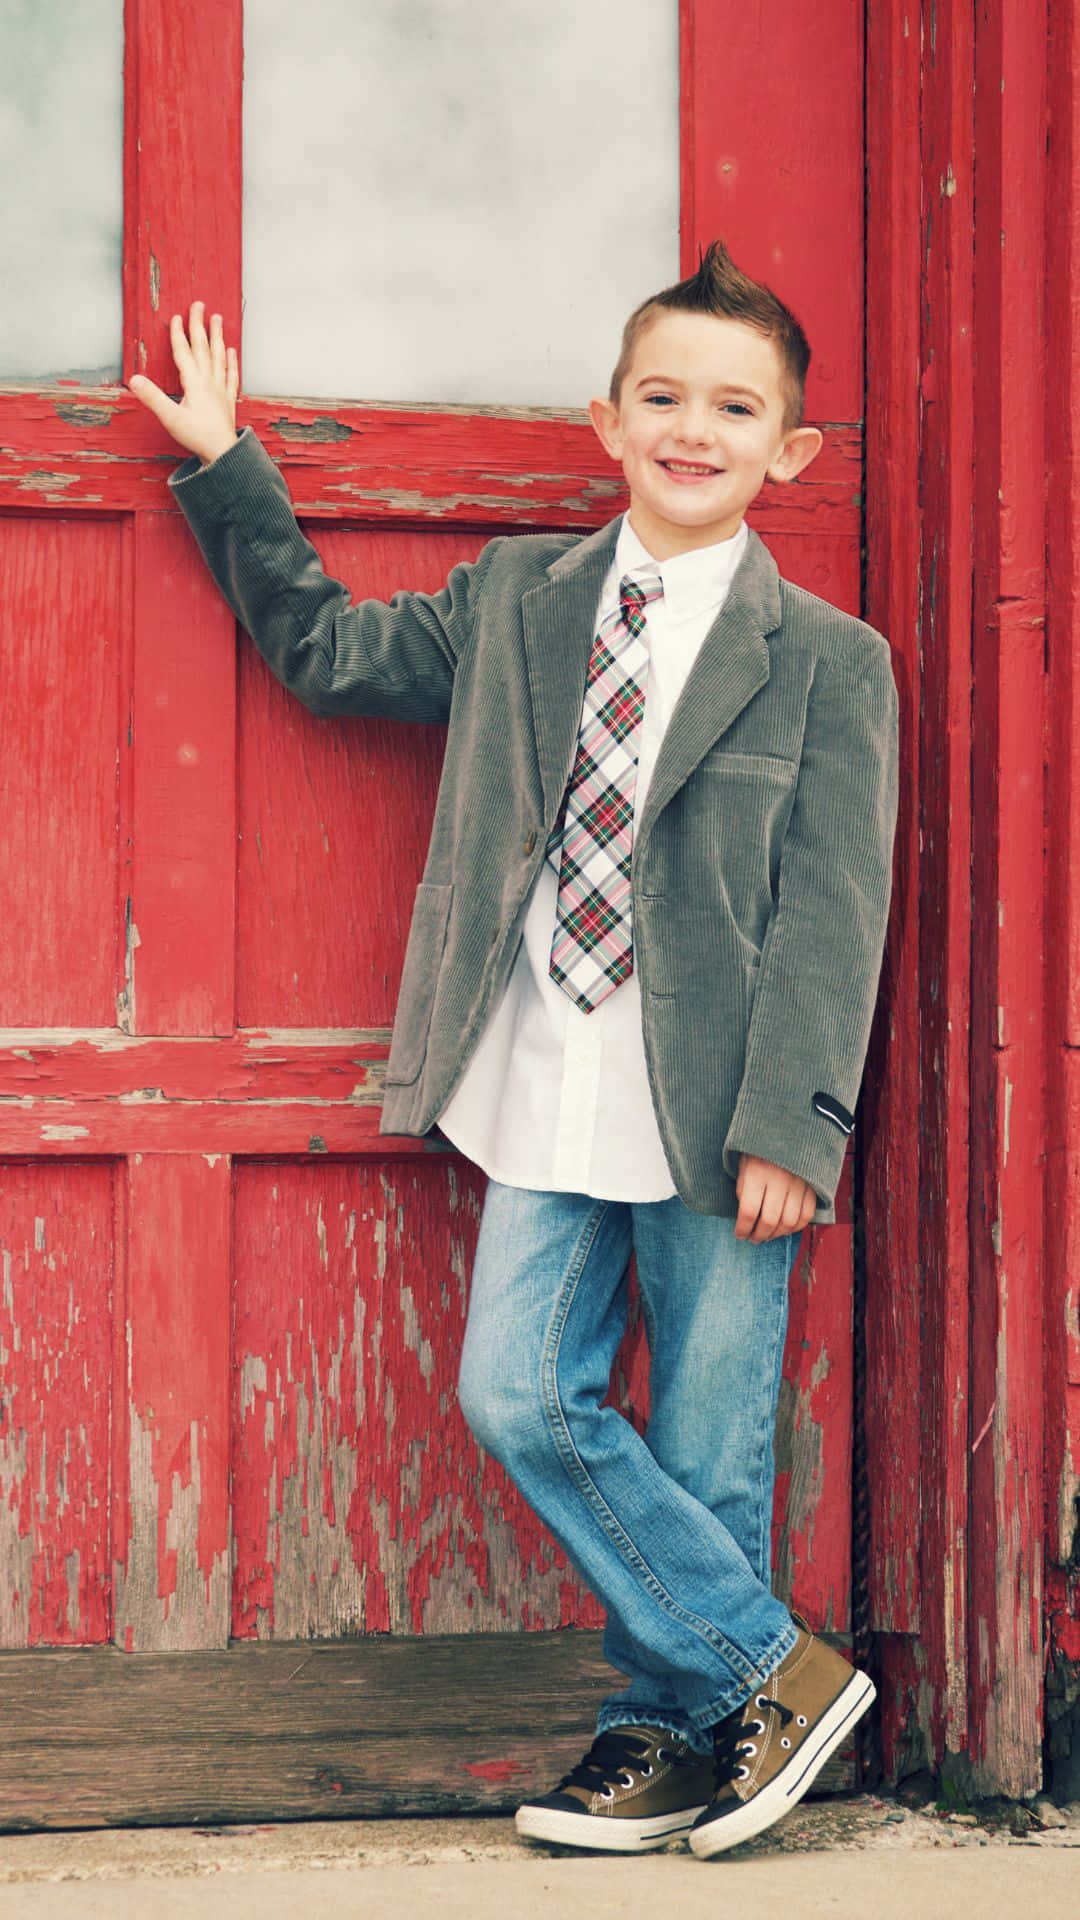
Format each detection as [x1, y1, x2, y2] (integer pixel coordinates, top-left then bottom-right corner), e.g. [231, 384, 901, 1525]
[523, 830, 537, 855]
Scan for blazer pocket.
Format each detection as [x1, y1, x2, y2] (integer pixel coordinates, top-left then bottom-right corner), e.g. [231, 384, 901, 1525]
[699, 748, 798, 778]
[385, 882, 455, 1087]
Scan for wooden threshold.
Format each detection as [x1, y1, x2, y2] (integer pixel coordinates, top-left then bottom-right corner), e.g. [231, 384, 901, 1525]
[0, 1630, 856, 1831]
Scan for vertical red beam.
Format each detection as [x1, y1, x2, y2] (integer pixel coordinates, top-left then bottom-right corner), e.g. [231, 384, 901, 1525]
[123, 0, 242, 1036]
[914, 0, 977, 1768]
[862, 0, 928, 1763]
[113, 1155, 232, 1650]
[1043, 0, 1080, 1703]
[968, 0, 1048, 1797]
[117, 0, 244, 1650]
[123, 0, 243, 392]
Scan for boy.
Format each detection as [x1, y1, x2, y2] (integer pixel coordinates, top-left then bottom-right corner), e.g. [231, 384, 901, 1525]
[129, 241, 899, 1858]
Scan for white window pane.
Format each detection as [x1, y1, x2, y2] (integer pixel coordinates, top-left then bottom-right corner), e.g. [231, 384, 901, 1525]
[243, 0, 679, 409]
[0, 0, 123, 383]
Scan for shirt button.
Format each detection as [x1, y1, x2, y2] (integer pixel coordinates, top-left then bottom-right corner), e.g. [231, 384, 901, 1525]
[523, 830, 537, 855]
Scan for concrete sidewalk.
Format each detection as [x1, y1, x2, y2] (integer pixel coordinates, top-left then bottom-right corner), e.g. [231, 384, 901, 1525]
[1, 1799, 1077, 1920]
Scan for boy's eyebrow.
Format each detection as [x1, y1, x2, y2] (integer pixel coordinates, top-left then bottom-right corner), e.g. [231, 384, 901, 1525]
[633, 374, 767, 406]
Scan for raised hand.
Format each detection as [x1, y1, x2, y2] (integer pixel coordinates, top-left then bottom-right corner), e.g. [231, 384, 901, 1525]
[128, 301, 239, 467]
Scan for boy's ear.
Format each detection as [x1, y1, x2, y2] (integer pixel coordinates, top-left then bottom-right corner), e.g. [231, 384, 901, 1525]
[589, 395, 624, 461]
[766, 425, 824, 485]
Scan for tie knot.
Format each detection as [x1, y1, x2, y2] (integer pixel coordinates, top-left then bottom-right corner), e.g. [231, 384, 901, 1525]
[619, 570, 663, 635]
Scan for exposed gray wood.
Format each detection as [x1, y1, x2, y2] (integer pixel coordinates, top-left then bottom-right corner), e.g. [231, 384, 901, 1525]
[0, 1631, 855, 1830]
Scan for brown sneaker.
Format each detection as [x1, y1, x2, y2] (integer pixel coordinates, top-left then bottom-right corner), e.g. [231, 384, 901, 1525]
[515, 1724, 714, 1851]
[688, 1616, 875, 1857]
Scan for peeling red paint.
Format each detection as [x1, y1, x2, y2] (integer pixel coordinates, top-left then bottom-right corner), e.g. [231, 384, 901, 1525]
[462, 1759, 528, 1782]
[0, 1167, 114, 1646]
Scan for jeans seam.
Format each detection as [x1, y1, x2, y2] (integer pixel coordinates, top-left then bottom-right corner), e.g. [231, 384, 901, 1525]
[747, 1255, 791, 1583]
[687, 1617, 800, 1731]
[539, 1205, 769, 1691]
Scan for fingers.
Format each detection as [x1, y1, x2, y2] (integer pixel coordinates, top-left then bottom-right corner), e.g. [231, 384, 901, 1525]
[168, 302, 236, 389]
[127, 371, 179, 429]
[734, 1159, 814, 1242]
[209, 310, 227, 386]
[168, 309, 197, 382]
[187, 299, 211, 373]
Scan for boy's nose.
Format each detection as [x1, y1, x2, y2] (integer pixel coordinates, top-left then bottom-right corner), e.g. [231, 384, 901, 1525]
[674, 411, 714, 445]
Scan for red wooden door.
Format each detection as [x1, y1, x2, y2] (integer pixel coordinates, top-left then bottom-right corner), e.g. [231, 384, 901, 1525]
[0, 0, 870, 1824]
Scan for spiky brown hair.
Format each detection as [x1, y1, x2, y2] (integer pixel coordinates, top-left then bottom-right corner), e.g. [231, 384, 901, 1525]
[609, 239, 812, 430]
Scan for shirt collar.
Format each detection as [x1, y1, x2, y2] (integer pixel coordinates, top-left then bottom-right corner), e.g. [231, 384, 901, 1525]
[613, 512, 750, 622]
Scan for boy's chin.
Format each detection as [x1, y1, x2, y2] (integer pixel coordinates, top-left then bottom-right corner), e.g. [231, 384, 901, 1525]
[632, 491, 750, 543]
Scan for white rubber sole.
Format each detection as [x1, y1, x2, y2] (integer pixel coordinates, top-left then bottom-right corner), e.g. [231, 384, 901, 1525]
[515, 1800, 710, 1852]
[688, 1671, 876, 1858]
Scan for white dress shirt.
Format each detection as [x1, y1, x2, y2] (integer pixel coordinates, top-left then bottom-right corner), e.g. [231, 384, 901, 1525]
[435, 509, 750, 1200]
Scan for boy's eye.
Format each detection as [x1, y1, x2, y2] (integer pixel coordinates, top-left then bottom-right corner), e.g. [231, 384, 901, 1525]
[642, 394, 754, 415]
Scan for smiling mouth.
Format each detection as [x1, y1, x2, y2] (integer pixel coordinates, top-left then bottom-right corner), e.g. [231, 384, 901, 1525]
[658, 459, 723, 476]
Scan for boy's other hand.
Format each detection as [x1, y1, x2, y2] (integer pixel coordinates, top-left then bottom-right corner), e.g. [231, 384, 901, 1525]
[734, 1153, 817, 1242]
[127, 301, 239, 467]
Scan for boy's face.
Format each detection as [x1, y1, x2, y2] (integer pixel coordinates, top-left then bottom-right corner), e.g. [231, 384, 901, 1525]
[589, 310, 823, 560]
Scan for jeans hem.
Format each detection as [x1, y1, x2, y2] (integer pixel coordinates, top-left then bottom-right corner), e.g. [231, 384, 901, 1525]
[594, 1706, 713, 1757]
[686, 1615, 800, 1732]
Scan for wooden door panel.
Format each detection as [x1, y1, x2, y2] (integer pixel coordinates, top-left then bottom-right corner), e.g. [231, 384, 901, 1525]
[0, 519, 124, 1026]
[0, 1162, 116, 1647]
[113, 1153, 232, 1653]
[230, 1156, 611, 1638]
[234, 527, 490, 1029]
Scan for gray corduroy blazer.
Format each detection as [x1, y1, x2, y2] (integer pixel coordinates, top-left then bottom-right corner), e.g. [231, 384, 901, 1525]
[170, 426, 900, 1226]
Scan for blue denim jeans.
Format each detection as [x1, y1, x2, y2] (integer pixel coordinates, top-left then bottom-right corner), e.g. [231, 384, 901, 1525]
[457, 1178, 802, 1753]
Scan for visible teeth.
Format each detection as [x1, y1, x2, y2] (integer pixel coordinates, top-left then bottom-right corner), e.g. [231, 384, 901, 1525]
[665, 462, 715, 473]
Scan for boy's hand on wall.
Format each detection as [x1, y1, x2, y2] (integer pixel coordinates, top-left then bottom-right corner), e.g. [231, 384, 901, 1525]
[128, 301, 239, 467]
[734, 1154, 817, 1242]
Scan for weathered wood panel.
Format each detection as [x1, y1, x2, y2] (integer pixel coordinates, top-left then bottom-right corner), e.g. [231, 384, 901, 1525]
[967, 0, 1048, 1800]
[229, 1158, 850, 1643]
[1043, 0, 1080, 1784]
[0, 388, 861, 530]
[0, 519, 123, 1027]
[234, 529, 485, 1028]
[0, 1632, 856, 1832]
[131, 513, 237, 1036]
[0, 1164, 115, 1646]
[773, 1216, 854, 1633]
[877, 0, 977, 1781]
[112, 1154, 232, 1651]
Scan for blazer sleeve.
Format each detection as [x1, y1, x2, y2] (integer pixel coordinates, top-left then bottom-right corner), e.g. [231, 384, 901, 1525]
[167, 426, 498, 722]
[721, 634, 900, 1209]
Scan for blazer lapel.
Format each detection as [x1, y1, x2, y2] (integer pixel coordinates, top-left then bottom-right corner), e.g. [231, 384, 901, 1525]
[520, 516, 621, 821]
[519, 517, 782, 840]
[634, 526, 782, 857]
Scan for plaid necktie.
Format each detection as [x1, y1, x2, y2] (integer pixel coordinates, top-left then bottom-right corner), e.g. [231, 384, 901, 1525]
[547, 569, 663, 1013]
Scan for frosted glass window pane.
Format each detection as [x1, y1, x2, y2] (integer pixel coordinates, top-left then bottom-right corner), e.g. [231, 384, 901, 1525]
[243, 0, 678, 409]
[0, 0, 123, 382]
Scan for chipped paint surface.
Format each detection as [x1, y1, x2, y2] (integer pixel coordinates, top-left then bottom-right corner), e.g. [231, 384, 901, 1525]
[228, 1162, 845, 1641]
[0, 1167, 113, 1646]
[112, 1156, 232, 1651]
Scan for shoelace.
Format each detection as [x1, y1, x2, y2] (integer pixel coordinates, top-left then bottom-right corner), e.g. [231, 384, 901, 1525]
[556, 1728, 691, 1797]
[712, 1693, 795, 1789]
